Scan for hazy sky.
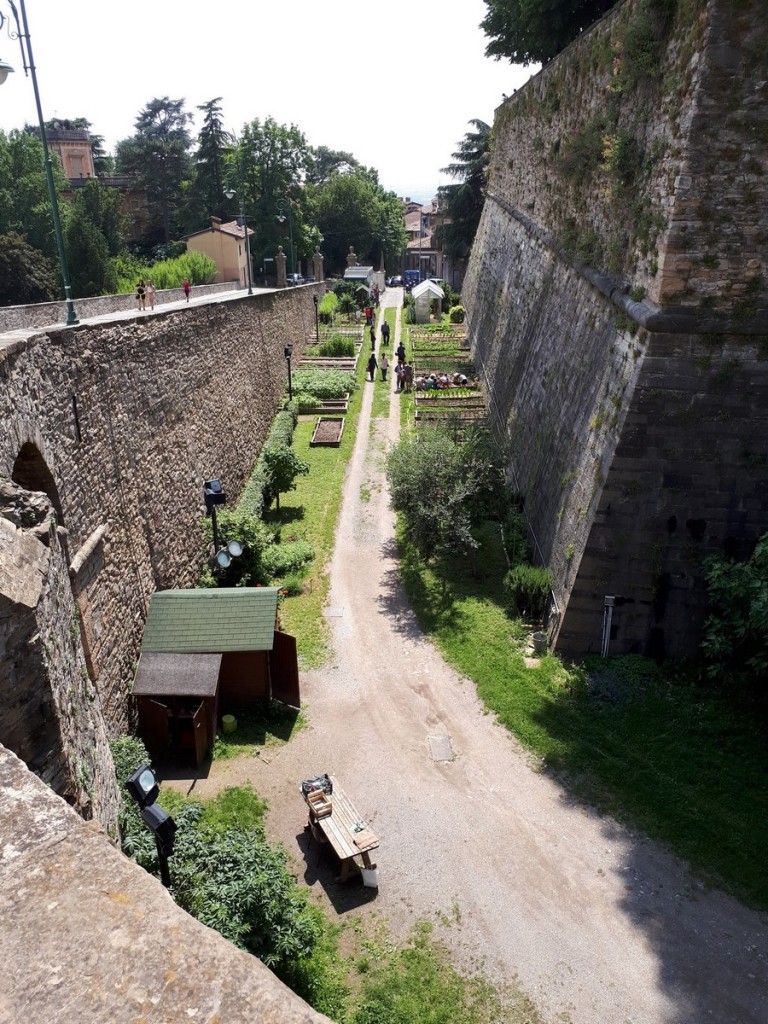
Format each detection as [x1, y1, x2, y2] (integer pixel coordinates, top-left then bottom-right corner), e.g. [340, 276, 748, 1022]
[0, 0, 537, 202]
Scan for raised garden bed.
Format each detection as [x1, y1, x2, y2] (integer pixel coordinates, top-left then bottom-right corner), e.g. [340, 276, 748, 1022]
[310, 416, 345, 447]
[300, 397, 350, 415]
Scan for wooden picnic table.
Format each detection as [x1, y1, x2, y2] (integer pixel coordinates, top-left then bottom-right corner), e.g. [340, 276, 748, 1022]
[305, 775, 379, 882]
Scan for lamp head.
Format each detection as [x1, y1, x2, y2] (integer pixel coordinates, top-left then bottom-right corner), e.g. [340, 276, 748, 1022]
[126, 765, 159, 808]
[0, 60, 14, 87]
[284, 344, 293, 360]
[224, 187, 235, 200]
[313, 295, 318, 307]
[226, 539, 244, 558]
[203, 478, 227, 515]
[277, 214, 286, 223]
[213, 548, 232, 569]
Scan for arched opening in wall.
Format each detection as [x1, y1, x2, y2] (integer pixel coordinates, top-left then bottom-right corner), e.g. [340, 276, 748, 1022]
[12, 442, 65, 526]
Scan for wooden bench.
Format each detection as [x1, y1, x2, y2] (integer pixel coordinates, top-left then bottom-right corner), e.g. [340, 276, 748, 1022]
[305, 776, 378, 882]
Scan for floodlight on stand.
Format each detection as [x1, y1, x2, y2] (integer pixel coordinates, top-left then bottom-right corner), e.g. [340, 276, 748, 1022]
[140, 803, 178, 857]
[125, 764, 160, 808]
[226, 539, 243, 557]
[214, 548, 232, 569]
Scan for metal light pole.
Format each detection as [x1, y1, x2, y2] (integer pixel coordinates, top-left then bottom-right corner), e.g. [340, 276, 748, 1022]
[284, 344, 293, 400]
[313, 294, 319, 346]
[0, 0, 78, 324]
[224, 185, 253, 295]
[276, 197, 295, 277]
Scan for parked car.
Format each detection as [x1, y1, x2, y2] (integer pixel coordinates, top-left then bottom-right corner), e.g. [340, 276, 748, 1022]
[305, 275, 316, 283]
[387, 275, 402, 287]
[286, 273, 305, 286]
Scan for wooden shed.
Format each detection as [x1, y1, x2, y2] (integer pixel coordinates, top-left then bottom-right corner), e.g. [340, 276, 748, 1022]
[132, 588, 299, 767]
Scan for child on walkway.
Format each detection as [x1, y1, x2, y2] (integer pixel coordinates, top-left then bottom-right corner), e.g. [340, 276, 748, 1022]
[183, 278, 191, 302]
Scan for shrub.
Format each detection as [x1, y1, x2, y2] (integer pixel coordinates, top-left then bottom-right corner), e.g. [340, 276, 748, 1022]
[280, 572, 305, 596]
[449, 304, 465, 323]
[701, 532, 768, 688]
[503, 507, 530, 566]
[318, 335, 355, 357]
[292, 368, 356, 400]
[503, 564, 553, 620]
[318, 291, 337, 324]
[262, 539, 315, 579]
[116, 250, 216, 293]
[109, 735, 157, 868]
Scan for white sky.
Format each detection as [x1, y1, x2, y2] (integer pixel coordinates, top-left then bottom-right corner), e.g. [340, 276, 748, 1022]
[0, 0, 537, 202]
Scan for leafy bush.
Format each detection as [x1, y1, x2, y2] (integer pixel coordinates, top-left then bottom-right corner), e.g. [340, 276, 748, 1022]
[318, 291, 337, 324]
[503, 563, 553, 620]
[449, 304, 465, 323]
[702, 533, 768, 687]
[503, 507, 530, 566]
[262, 539, 315, 579]
[318, 334, 355, 357]
[292, 368, 356, 400]
[115, 250, 216, 293]
[280, 572, 305, 596]
[200, 507, 274, 587]
[261, 444, 310, 510]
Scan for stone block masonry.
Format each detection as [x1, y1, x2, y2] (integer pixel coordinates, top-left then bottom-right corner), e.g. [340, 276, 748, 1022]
[0, 287, 320, 823]
[463, 0, 768, 658]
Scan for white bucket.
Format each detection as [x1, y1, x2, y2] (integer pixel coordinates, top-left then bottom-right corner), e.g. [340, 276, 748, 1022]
[361, 867, 379, 888]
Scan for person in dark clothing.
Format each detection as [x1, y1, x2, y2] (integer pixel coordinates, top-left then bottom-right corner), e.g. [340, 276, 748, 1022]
[381, 321, 390, 345]
[367, 352, 378, 381]
[370, 324, 376, 350]
[396, 341, 406, 363]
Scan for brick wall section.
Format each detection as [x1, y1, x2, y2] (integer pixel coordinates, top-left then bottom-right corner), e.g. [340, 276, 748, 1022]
[464, 0, 768, 657]
[0, 289, 318, 740]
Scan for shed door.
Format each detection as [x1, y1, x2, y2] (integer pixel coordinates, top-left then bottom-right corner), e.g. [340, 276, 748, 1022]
[271, 631, 300, 708]
[138, 698, 169, 759]
[193, 700, 209, 768]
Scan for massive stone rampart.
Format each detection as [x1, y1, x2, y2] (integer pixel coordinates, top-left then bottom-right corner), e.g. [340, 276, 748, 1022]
[464, 0, 768, 657]
[0, 288, 318, 822]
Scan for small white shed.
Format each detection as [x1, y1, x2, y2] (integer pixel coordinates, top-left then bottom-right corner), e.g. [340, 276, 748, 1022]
[412, 279, 445, 323]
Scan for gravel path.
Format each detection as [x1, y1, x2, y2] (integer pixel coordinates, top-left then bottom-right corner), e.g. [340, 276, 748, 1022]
[177, 289, 768, 1024]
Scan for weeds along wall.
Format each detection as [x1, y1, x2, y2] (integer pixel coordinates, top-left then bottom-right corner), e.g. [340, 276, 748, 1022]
[463, 0, 768, 658]
[0, 289, 317, 823]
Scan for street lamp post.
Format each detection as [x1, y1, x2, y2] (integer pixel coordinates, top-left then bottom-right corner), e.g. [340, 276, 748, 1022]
[224, 185, 253, 295]
[313, 294, 319, 346]
[0, 0, 78, 324]
[284, 344, 293, 400]
[276, 198, 295, 277]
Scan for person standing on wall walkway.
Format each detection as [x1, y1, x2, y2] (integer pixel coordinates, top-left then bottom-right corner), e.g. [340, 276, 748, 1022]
[381, 354, 389, 382]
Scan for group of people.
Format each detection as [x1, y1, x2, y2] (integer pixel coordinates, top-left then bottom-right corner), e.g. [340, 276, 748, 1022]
[135, 279, 156, 311]
[415, 372, 469, 390]
[135, 278, 192, 311]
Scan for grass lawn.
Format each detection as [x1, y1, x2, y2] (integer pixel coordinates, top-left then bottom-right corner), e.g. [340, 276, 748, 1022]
[270, 326, 367, 668]
[397, 517, 768, 911]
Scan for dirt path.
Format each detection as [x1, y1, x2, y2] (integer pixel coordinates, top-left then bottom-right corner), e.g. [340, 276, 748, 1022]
[178, 290, 768, 1024]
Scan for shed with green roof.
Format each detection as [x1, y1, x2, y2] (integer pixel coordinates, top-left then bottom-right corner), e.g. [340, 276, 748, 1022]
[133, 588, 299, 766]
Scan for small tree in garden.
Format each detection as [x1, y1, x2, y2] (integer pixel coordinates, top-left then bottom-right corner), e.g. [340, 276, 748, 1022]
[338, 293, 356, 320]
[263, 445, 309, 511]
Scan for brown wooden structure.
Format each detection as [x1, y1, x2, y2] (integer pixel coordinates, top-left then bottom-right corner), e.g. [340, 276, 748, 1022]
[133, 589, 299, 767]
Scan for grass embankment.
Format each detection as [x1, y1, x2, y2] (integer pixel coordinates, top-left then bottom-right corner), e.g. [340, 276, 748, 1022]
[397, 516, 768, 910]
[273, 327, 367, 668]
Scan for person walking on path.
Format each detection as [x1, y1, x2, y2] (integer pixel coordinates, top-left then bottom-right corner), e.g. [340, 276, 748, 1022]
[403, 361, 414, 392]
[370, 324, 376, 350]
[380, 354, 389, 382]
[183, 278, 191, 302]
[367, 351, 378, 382]
[146, 280, 156, 310]
[394, 361, 403, 392]
[381, 320, 390, 346]
[136, 279, 146, 311]
[396, 341, 406, 364]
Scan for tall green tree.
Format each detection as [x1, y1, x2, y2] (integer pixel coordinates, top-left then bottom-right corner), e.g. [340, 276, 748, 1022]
[233, 117, 312, 273]
[306, 145, 359, 185]
[183, 97, 233, 232]
[0, 232, 59, 305]
[115, 97, 193, 244]
[481, 0, 616, 65]
[65, 180, 125, 296]
[0, 128, 69, 261]
[310, 169, 407, 274]
[435, 120, 491, 262]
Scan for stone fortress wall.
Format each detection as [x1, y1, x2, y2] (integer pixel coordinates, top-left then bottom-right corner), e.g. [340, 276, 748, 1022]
[0, 288, 319, 827]
[463, 0, 768, 657]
